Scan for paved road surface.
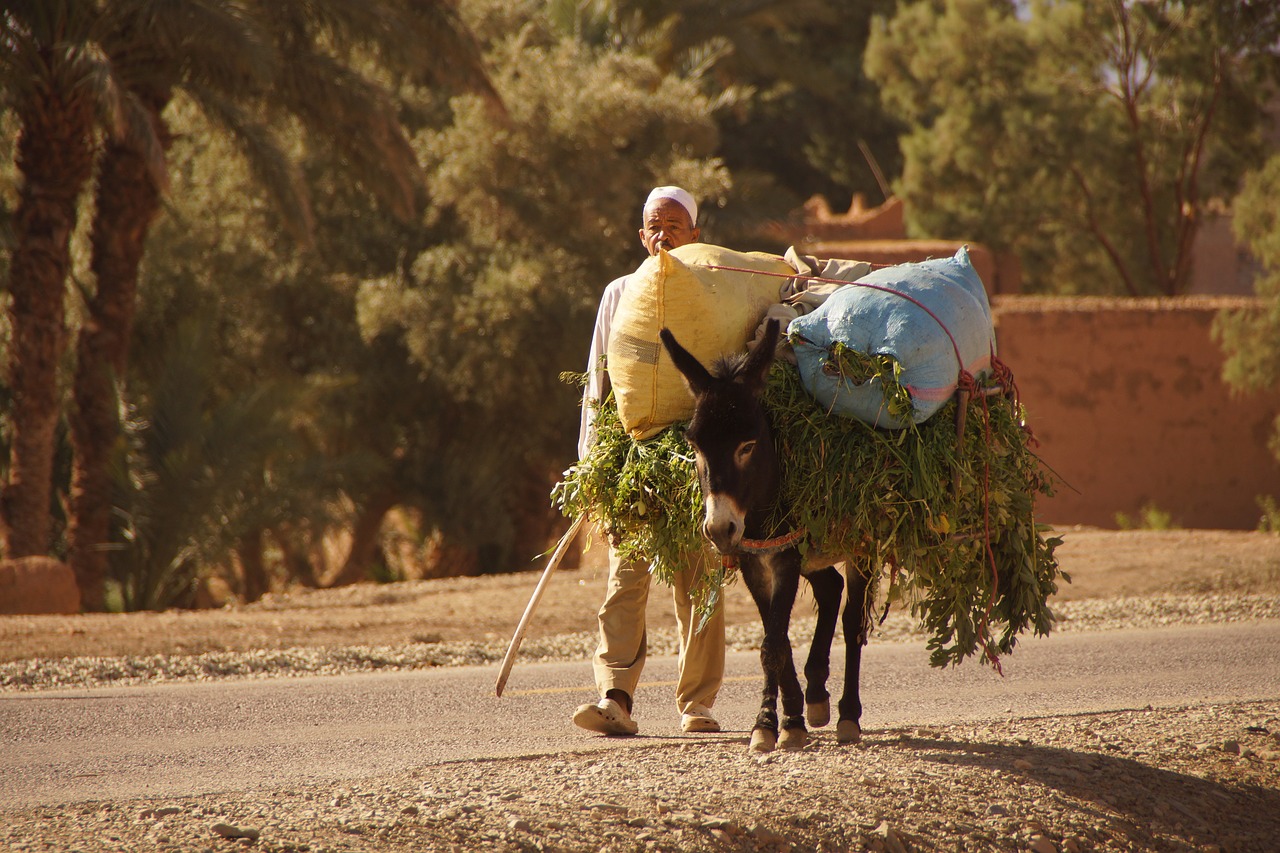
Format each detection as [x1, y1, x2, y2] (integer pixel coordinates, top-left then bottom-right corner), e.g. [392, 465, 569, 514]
[2, 621, 1278, 810]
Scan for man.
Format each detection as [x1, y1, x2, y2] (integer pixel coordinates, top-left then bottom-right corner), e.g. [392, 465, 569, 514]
[572, 186, 725, 737]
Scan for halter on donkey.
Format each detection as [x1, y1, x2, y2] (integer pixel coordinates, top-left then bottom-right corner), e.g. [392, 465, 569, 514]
[659, 319, 870, 753]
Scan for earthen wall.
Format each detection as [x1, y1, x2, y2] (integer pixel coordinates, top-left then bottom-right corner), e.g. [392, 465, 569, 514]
[991, 296, 1280, 529]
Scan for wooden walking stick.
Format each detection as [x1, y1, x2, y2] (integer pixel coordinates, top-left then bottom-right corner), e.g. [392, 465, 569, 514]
[495, 514, 585, 697]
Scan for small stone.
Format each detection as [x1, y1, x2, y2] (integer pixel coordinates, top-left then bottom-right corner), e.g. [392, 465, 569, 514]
[211, 823, 260, 841]
[507, 818, 531, 832]
[872, 820, 908, 853]
[400, 806, 419, 816]
[986, 804, 1010, 817]
[1221, 740, 1241, 755]
[1014, 758, 1034, 771]
[749, 824, 787, 846]
[584, 802, 628, 816]
[1029, 834, 1057, 853]
[154, 807, 181, 818]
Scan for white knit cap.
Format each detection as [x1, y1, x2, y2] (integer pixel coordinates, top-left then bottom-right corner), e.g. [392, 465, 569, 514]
[644, 186, 697, 225]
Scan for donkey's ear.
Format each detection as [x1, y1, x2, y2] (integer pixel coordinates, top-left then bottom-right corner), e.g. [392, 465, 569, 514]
[741, 318, 780, 393]
[659, 327, 713, 396]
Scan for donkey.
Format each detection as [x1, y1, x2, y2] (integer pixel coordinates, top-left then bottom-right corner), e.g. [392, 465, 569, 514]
[659, 319, 870, 752]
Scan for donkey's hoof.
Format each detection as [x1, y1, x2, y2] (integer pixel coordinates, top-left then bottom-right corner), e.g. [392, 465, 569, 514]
[749, 728, 778, 753]
[806, 700, 831, 728]
[780, 727, 809, 751]
[836, 719, 862, 744]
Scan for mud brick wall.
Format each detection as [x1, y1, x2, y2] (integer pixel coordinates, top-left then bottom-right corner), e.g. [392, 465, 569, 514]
[991, 296, 1280, 529]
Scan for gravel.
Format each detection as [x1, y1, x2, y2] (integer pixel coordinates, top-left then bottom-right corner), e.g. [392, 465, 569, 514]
[4, 592, 1279, 852]
[4, 701, 1279, 852]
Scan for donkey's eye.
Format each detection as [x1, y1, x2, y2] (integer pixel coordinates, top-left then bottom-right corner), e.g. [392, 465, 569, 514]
[735, 440, 757, 467]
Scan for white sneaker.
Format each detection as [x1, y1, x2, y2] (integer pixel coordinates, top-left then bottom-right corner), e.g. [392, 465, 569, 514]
[572, 698, 639, 736]
[680, 703, 720, 733]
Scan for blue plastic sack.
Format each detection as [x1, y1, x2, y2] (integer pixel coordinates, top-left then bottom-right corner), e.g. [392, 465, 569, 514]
[788, 247, 995, 429]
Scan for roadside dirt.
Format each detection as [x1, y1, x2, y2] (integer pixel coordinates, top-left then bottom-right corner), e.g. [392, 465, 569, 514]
[1, 527, 1277, 663]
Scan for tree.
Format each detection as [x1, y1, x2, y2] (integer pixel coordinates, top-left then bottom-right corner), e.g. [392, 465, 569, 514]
[353, 0, 732, 572]
[0, 1, 145, 559]
[120, 103, 341, 606]
[567, 0, 904, 246]
[1214, 154, 1280, 462]
[63, 0, 497, 609]
[865, 0, 1280, 295]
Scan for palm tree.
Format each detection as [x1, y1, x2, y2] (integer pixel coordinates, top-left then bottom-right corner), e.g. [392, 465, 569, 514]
[0, 1, 143, 559]
[65, 0, 498, 608]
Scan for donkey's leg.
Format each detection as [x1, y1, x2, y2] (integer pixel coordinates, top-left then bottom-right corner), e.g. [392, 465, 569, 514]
[741, 563, 782, 752]
[741, 556, 806, 751]
[836, 560, 872, 745]
[763, 552, 808, 750]
[801, 565, 843, 728]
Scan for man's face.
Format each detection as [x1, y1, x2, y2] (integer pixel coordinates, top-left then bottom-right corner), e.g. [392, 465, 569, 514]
[639, 199, 701, 256]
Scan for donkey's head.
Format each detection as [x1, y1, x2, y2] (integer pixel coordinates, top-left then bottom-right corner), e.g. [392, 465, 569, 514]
[659, 320, 782, 554]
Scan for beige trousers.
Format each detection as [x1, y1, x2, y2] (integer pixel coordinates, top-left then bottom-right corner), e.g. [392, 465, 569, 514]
[592, 547, 725, 715]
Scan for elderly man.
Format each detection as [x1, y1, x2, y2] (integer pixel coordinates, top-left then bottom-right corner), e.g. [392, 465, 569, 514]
[572, 186, 725, 737]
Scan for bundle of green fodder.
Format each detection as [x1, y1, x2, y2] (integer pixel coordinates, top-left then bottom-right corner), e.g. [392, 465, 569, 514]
[553, 359, 1066, 668]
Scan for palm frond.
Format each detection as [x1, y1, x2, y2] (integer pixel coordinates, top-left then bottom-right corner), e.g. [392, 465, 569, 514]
[275, 48, 423, 220]
[189, 85, 316, 246]
[109, 0, 278, 97]
[386, 0, 501, 109]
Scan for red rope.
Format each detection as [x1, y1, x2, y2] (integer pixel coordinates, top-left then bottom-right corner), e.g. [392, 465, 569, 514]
[703, 263, 969, 374]
[738, 527, 807, 554]
[963, 377, 1004, 676]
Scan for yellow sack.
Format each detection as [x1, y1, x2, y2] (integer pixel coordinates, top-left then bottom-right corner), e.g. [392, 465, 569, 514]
[607, 242, 796, 439]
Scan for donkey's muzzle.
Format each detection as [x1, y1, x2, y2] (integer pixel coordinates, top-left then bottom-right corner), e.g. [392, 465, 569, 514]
[702, 494, 745, 555]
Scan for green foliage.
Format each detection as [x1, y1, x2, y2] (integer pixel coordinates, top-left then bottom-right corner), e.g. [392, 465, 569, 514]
[1115, 502, 1181, 531]
[358, 6, 732, 560]
[552, 394, 705, 572]
[866, 0, 1280, 296]
[827, 342, 913, 424]
[1214, 153, 1280, 467]
[601, 0, 904, 245]
[130, 103, 375, 595]
[1256, 495, 1280, 534]
[556, 362, 1065, 669]
[139, 2, 734, 579]
[110, 317, 308, 610]
[1216, 154, 1280, 394]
